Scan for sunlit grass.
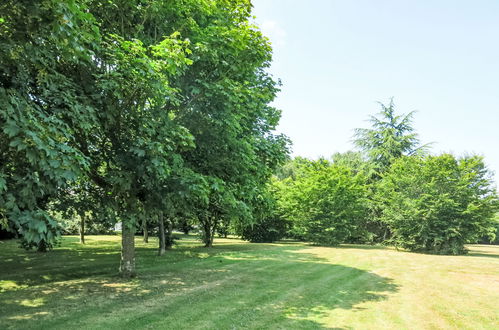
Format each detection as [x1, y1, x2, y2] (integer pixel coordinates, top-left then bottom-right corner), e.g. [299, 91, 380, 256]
[0, 235, 498, 329]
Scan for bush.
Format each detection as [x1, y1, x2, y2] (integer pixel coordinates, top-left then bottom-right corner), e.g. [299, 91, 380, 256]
[478, 215, 499, 244]
[241, 216, 289, 243]
[277, 160, 368, 245]
[379, 154, 499, 254]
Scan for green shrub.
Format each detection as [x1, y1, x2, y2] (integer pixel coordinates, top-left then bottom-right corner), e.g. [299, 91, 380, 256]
[241, 216, 289, 243]
[379, 154, 499, 254]
[277, 160, 368, 245]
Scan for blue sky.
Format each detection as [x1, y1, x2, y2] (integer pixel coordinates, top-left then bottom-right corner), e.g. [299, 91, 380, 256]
[251, 0, 499, 183]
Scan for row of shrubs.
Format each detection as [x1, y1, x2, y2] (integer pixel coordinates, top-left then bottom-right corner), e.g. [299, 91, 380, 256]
[241, 155, 499, 255]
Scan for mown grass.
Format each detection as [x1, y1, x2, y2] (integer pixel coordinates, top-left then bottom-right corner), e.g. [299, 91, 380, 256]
[0, 235, 498, 329]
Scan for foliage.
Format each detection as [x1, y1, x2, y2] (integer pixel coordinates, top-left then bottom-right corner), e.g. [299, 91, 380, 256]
[276, 159, 368, 245]
[354, 100, 430, 175]
[480, 215, 499, 244]
[1, 0, 289, 277]
[240, 215, 289, 243]
[0, 0, 98, 249]
[331, 151, 372, 176]
[352, 101, 432, 243]
[170, 0, 289, 246]
[58, 212, 114, 236]
[378, 154, 499, 254]
[240, 183, 290, 243]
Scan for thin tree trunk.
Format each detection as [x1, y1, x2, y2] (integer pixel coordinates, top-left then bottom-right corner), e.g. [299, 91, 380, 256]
[142, 217, 148, 243]
[158, 212, 166, 256]
[120, 224, 136, 278]
[79, 212, 85, 244]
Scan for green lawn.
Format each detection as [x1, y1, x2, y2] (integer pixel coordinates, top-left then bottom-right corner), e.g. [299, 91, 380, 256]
[1, 235, 498, 329]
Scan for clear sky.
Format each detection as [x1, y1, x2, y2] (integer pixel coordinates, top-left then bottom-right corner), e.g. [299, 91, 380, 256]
[251, 0, 499, 184]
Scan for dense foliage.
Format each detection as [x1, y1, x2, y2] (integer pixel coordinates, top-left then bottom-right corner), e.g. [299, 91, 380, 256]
[261, 103, 498, 253]
[276, 159, 368, 245]
[0, 0, 288, 277]
[354, 100, 430, 175]
[378, 155, 499, 254]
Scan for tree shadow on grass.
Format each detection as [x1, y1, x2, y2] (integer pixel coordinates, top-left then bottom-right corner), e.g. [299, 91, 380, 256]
[0, 239, 398, 329]
[465, 245, 499, 259]
[466, 252, 499, 259]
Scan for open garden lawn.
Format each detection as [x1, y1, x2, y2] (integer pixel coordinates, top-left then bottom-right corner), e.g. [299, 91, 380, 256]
[1, 236, 498, 329]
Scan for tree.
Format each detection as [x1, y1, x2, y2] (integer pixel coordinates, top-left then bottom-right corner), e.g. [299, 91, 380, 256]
[354, 100, 429, 175]
[1, 0, 193, 276]
[0, 0, 100, 251]
[331, 151, 373, 176]
[276, 159, 368, 245]
[87, 33, 193, 277]
[55, 180, 105, 244]
[378, 154, 499, 254]
[1, 0, 288, 277]
[172, 0, 289, 246]
[353, 100, 431, 242]
[240, 182, 290, 243]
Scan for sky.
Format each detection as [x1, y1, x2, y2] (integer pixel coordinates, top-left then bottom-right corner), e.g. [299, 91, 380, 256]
[251, 0, 499, 184]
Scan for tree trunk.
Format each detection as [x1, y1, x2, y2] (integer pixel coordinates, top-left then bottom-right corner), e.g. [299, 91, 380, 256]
[79, 212, 85, 244]
[142, 217, 148, 243]
[37, 240, 47, 252]
[165, 218, 173, 249]
[210, 222, 216, 247]
[158, 212, 166, 256]
[203, 220, 213, 248]
[120, 224, 136, 278]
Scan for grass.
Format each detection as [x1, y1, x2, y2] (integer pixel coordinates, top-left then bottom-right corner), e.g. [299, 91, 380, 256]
[0, 235, 498, 329]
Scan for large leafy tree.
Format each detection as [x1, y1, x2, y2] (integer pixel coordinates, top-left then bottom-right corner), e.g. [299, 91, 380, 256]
[0, 0, 99, 251]
[90, 0, 289, 251]
[171, 0, 289, 246]
[353, 100, 431, 242]
[378, 154, 499, 254]
[1, 0, 288, 277]
[2, 0, 193, 277]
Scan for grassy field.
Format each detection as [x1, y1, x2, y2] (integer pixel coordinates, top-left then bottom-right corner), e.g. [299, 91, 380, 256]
[0, 235, 498, 329]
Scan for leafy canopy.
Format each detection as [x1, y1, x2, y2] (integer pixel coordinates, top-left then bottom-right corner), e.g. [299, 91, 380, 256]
[378, 154, 499, 254]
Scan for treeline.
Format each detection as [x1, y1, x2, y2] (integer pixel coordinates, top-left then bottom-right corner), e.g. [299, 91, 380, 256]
[0, 0, 289, 277]
[244, 102, 499, 255]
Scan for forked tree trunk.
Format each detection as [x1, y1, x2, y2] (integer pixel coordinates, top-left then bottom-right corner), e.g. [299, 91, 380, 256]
[120, 224, 136, 278]
[158, 212, 166, 256]
[79, 212, 85, 244]
[142, 217, 148, 243]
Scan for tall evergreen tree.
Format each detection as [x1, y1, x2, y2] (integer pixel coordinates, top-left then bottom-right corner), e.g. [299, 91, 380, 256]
[354, 100, 430, 175]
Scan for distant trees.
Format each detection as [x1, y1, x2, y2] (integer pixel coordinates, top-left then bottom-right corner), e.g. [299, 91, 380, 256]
[256, 101, 499, 254]
[239, 184, 290, 243]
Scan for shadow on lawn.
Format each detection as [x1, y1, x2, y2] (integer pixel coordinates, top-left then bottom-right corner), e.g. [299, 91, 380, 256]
[0, 238, 398, 329]
[466, 252, 499, 259]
